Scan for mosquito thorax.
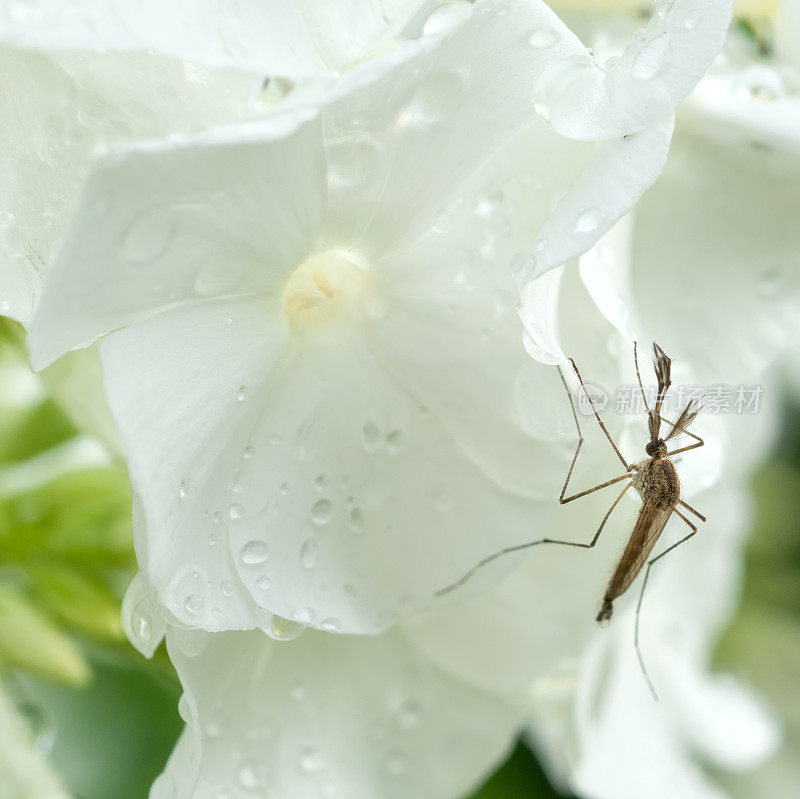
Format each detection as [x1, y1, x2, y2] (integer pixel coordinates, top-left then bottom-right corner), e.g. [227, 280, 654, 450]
[645, 439, 667, 458]
[632, 458, 680, 508]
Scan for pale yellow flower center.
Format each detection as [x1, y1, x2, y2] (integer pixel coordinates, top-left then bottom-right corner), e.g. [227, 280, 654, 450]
[283, 251, 368, 323]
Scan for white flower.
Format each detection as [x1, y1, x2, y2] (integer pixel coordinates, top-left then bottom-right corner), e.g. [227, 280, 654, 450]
[27, 0, 697, 641]
[0, 0, 428, 77]
[150, 286, 779, 799]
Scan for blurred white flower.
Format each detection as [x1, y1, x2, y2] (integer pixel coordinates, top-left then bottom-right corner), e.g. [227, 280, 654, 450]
[0, 686, 72, 799]
[27, 0, 689, 640]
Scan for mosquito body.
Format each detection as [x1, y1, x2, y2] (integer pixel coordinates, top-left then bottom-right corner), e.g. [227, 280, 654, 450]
[435, 343, 706, 698]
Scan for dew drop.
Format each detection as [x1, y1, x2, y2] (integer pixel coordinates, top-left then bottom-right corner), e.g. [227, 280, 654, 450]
[321, 617, 342, 632]
[361, 420, 382, 453]
[386, 749, 407, 775]
[184, 594, 204, 615]
[655, 0, 674, 18]
[535, 238, 548, 252]
[256, 574, 272, 591]
[208, 533, 217, 547]
[236, 386, 247, 402]
[631, 31, 671, 81]
[269, 615, 305, 641]
[386, 429, 405, 455]
[179, 478, 196, 500]
[301, 538, 319, 569]
[311, 498, 333, 525]
[349, 507, 365, 533]
[221, 580, 233, 597]
[299, 746, 324, 774]
[575, 207, 605, 233]
[229, 502, 244, 519]
[212, 510, 223, 525]
[243, 445, 254, 459]
[422, 1, 472, 36]
[280, 482, 290, 495]
[270, 433, 282, 446]
[315, 474, 328, 492]
[510, 251, 536, 282]
[237, 763, 260, 790]
[120, 210, 174, 264]
[399, 70, 467, 128]
[240, 540, 270, 565]
[294, 606, 316, 624]
[684, 9, 702, 29]
[398, 700, 421, 729]
[131, 608, 151, 642]
[529, 27, 559, 48]
[178, 694, 192, 722]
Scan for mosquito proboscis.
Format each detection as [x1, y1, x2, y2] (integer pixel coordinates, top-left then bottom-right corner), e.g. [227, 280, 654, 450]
[435, 342, 707, 700]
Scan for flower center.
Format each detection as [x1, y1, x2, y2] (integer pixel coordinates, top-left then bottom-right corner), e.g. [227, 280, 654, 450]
[283, 251, 367, 324]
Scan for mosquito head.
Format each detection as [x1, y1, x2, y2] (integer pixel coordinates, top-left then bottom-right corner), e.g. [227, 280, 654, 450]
[645, 438, 667, 458]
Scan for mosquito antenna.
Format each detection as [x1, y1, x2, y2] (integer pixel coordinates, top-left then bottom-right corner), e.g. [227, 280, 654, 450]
[633, 341, 651, 413]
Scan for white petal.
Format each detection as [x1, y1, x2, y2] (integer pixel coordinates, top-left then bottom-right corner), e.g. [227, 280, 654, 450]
[0, 47, 262, 326]
[28, 111, 325, 369]
[585, 70, 800, 383]
[0, 0, 427, 76]
[100, 298, 290, 631]
[537, 0, 734, 140]
[318, 0, 619, 254]
[531, 113, 674, 278]
[223, 330, 556, 633]
[153, 628, 520, 799]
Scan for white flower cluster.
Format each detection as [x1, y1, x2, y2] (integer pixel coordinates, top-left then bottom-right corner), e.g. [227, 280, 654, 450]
[2, 0, 799, 797]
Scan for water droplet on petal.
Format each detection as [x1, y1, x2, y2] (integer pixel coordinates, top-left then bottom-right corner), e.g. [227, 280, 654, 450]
[321, 617, 341, 632]
[178, 694, 192, 722]
[684, 9, 702, 29]
[349, 507, 365, 533]
[575, 208, 605, 233]
[301, 538, 319, 569]
[268, 614, 305, 641]
[256, 574, 271, 591]
[399, 70, 468, 128]
[315, 474, 327, 492]
[240, 540, 270, 565]
[655, 0, 674, 18]
[386, 430, 405, 455]
[179, 478, 196, 500]
[510, 251, 537, 282]
[299, 746, 324, 774]
[362, 420, 382, 453]
[294, 606, 316, 624]
[229, 503, 244, 519]
[311, 498, 333, 524]
[386, 749, 407, 775]
[423, 1, 473, 36]
[221, 581, 233, 597]
[237, 763, 260, 790]
[529, 27, 559, 48]
[236, 386, 247, 402]
[243, 445, 254, 459]
[120, 210, 174, 264]
[631, 32, 671, 81]
[184, 594, 204, 615]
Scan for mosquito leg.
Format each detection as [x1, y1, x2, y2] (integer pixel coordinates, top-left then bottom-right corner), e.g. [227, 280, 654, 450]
[564, 358, 630, 470]
[434, 480, 633, 598]
[557, 366, 631, 503]
[634, 508, 699, 700]
[679, 499, 706, 522]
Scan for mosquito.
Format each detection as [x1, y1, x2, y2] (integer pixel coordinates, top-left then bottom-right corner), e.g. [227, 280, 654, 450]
[435, 342, 707, 699]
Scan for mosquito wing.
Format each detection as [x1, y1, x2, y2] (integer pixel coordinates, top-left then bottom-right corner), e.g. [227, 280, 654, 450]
[604, 499, 674, 603]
